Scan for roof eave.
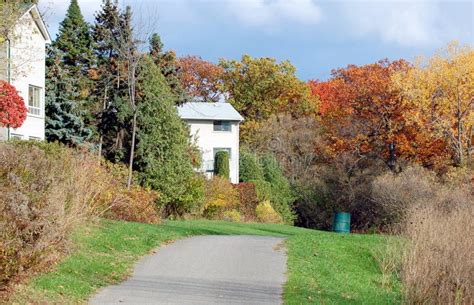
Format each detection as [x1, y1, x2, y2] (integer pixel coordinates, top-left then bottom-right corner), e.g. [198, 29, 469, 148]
[25, 5, 52, 44]
[181, 117, 244, 122]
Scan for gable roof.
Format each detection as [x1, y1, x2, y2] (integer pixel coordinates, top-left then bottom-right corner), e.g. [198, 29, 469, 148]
[177, 102, 244, 122]
[25, 4, 52, 43]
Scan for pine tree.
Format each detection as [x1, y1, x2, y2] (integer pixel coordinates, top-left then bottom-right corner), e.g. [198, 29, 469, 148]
[45, 47, 92, 144]
[54, 0, 93, 74]
[45, 0, 93, 144]
[91, 0, 129, 160]
[149, 33, 189, 105]
[135, 56, 203, 216]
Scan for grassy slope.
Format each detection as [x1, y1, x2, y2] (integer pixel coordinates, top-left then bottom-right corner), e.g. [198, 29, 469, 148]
[10, 220, 401, 304]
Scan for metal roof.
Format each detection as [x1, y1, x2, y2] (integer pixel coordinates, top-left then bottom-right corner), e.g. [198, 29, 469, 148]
[177, 102, 244, 122]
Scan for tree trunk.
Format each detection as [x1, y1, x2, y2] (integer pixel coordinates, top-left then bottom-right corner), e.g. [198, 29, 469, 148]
[455, 96, 463, 166]
[98, 87, 108, 163]
[127, 109, 137, 189]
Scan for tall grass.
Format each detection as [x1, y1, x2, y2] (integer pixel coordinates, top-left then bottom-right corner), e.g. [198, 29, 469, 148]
[372, 166, 474, 304]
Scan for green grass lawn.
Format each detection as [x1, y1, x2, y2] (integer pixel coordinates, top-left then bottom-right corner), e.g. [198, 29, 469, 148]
[10, 219, 401, 304]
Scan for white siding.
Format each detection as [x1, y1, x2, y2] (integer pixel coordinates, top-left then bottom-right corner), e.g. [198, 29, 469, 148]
[187, 120, 240, 183]
[1, 9, 47, 140]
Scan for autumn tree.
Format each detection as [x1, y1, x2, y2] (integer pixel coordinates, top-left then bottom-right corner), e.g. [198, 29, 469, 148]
[395, 43, 474, 167]
[0, 80, 27, 131]
[310, 59, 412, 167]
[177, 55, 224, 102]
[220, 55, 318, 142]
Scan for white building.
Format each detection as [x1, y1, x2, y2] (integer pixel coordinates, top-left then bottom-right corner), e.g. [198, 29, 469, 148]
[0, 4, 51, 141]
[177, 102, 244, 184]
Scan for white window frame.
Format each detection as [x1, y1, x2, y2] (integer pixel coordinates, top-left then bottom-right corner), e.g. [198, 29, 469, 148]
[28, 85, 42, 117]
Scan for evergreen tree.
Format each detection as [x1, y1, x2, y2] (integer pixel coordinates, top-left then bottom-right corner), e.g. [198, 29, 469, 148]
[135, 56, 203, 216]
[45, 47, 92, 144]
[45, 0, 93, 144]
[53, 0, 93, 74]
[149, 33, 189, 105]
[91, 0, 131, 161]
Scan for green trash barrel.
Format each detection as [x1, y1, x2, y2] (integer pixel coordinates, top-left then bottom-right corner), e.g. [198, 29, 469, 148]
[332, 212, 351, 233]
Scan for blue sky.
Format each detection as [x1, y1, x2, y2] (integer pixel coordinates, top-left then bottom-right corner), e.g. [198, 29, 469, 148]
[40, 0, 473, 80]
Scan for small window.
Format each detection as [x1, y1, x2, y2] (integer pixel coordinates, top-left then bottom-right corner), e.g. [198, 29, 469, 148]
[213, 120, 231, 132]
[29, 136, 41, 141]
[28, 85, 42, 116]
[10, 133, 23, 139]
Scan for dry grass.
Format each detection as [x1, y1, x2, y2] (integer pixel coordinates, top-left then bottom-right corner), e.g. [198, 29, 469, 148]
[372, 166, 474, 304]
[402, 202, 473, 304]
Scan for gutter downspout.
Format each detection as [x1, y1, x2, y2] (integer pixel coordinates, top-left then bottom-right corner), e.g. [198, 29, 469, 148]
[6, 37, 11, 140]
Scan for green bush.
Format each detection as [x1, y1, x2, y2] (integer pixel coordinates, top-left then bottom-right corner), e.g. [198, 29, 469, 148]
[239, 149, 264, 182]
[214, 151, 230, 179]
[260, 154, 296, 224]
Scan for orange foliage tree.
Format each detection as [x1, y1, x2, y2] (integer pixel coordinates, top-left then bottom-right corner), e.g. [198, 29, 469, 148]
[177, 55, 224, 102]
[310, 59, 417, 166]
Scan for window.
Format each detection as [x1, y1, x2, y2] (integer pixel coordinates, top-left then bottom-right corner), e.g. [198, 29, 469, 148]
[213, 120, 231, 132]
[10, 133, 23, 139]
[29, 136, 41, 141]
[28, 85, 42, 116]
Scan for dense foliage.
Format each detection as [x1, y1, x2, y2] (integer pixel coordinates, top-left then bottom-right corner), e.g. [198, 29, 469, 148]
[214, 151, 230, 179]
[134, 57, 203, 217]
[0, 81, 26, 128]
[0, 141, 159, 291]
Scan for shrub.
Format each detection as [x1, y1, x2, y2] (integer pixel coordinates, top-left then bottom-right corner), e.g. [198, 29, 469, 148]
[233, 182, 260, 221]
[214, 151, 230, 179]
[104, 186, 161, 224]
[239, 149, 264, 182]
[0, 141, 111, 289]
[222, 209, 242, 222]
[255, 201, 283, 224]
[203, 176, 239, 219]
[260, 154, 296, 224]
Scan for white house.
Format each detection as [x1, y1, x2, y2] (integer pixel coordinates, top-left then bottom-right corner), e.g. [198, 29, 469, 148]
[0, 4, 51, 141]
[177, 102, 244, 184]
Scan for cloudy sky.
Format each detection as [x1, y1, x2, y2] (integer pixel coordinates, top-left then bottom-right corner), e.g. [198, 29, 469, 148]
[39, 0, 474, 80]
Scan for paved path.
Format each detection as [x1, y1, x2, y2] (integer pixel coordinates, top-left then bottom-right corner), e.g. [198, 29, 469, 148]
[90, 235, 287, 305]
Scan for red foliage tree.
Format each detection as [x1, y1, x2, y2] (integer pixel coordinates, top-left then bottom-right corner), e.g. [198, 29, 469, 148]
[309, 59, 414, 163]
[0, 81, 27, 129]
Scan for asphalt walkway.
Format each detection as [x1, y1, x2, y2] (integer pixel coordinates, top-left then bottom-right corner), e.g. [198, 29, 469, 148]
[89, 235, 287, 305]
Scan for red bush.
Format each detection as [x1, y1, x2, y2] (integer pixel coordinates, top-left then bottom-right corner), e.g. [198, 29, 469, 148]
[234, 182, 260, 221]
[0, 81, 27, 128]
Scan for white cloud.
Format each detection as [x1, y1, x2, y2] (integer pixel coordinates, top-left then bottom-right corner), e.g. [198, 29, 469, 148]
[341, 1, 446, 46]
[224, 0, 323, 28]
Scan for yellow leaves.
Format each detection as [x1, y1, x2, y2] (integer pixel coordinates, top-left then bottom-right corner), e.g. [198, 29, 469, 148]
[395, 42, 474, 166]
[255, 200, 283, 224]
